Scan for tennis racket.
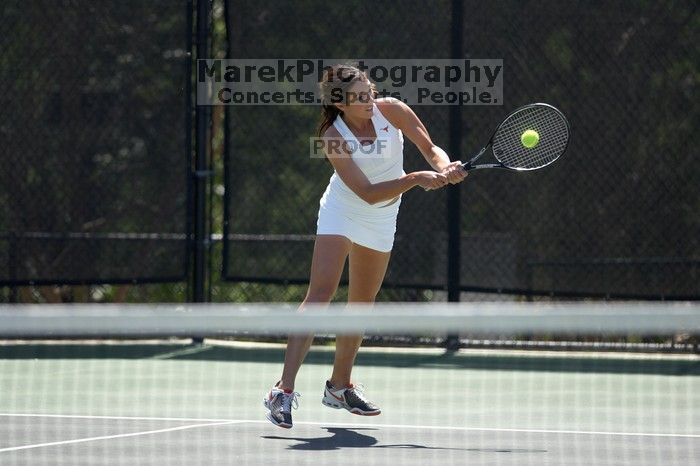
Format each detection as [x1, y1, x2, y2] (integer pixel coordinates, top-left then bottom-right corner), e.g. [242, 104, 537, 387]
[462, 102, 570, 171]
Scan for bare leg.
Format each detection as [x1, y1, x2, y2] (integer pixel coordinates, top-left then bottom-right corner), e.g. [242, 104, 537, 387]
[278, 235, 351, 391]
[329, 243, 391, 389]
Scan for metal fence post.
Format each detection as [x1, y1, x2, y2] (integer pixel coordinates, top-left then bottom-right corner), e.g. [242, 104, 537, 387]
[445, 0, 464, 351]
[193, 0, 212, 306]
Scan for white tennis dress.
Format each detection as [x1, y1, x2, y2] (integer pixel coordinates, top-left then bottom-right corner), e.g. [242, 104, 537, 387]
[316, 104, 405, 252]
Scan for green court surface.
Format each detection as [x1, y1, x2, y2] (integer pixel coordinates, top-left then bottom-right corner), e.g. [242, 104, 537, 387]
[1, 341, 698, 465]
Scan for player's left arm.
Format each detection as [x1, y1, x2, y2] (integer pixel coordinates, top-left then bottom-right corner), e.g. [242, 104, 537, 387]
[377, 98, 467, 184]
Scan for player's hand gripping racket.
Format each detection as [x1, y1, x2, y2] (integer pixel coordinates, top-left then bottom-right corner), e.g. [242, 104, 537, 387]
[462, 103, 570, 171]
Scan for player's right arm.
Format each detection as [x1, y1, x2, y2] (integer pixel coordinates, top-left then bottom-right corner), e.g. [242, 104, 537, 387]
[322, 126, 448, 205]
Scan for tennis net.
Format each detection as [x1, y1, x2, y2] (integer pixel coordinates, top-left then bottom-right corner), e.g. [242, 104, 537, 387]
[0, 302, 698, 465]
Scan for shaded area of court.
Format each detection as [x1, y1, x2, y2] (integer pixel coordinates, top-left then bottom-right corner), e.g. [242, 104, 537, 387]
[2, 341, 698, 375]
[3, 416, 699, 466]
[0, 342, 698, 465]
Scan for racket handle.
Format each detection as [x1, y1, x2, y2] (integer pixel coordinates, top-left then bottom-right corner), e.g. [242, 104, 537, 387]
[462, 146, 488, 171]
[464, 162, 506, 170]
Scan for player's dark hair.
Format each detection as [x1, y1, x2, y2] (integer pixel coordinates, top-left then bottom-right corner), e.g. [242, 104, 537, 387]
[317, 64, 375, 137]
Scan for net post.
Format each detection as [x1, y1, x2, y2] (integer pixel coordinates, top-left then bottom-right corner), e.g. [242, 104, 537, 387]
[445, 0, 464, 352]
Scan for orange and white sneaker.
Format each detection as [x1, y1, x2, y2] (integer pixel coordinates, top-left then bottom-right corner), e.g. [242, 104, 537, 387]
[263, 386, 300, 428]
[321, 381, 381, 416]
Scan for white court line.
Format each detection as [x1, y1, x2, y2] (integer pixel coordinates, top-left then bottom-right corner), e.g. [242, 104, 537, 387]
[1, 413, 699, 439]
[0, 420, 240, 453]
[207, 338, 700, 361]
[289, 421, 700, 439]
[149, 344, 213, 360]
[0, 413, 234, 423]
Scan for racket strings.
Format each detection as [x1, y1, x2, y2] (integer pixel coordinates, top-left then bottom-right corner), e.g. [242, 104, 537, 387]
[492, 105, 569, 170]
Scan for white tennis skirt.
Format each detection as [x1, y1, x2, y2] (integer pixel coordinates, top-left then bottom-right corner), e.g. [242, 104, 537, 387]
[316, 201, 400, 253]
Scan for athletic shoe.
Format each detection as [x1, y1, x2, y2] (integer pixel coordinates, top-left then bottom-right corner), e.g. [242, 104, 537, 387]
[263, 386, 300, 428]
[321, 381, 381, 416]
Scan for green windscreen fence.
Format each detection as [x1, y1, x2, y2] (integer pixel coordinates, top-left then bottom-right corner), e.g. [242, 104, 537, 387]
[0, 1, 192, 285]
[222, 0, 699, 299]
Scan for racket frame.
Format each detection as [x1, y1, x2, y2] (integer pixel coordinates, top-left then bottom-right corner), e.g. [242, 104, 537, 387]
[461, 103, 570, 171]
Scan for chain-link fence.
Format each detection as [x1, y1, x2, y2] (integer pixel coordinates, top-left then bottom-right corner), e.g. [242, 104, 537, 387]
[0, 1, 192, 289]
[1, 1, 697, 304]
[222, 0, 453, 301]
[222, 0, 699, 300]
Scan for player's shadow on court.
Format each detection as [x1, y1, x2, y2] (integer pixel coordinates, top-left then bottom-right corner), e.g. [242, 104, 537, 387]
[262, 427, 546, 453]
[262, 427, 378, 450]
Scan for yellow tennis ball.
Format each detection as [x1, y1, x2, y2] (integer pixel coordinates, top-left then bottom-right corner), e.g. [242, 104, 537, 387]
[521, 129, 540, 148]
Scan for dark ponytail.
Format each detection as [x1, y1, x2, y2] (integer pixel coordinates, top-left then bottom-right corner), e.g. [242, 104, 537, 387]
[318, 104, 341, 137]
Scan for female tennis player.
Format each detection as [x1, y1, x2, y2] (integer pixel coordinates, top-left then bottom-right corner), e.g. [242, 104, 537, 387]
[264, 64, 467, 428]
